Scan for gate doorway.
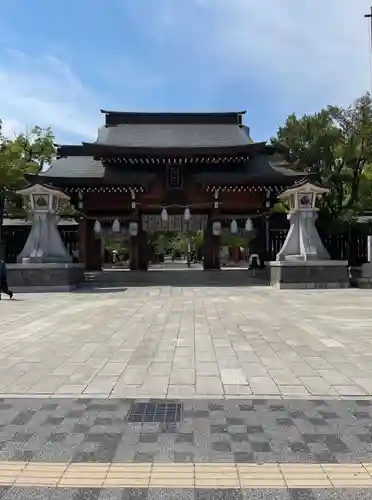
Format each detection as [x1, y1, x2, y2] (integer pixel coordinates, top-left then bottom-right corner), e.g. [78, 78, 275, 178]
[142, 213, 207, 271]
[84, 212, 271, 288]
[148, 231, 203, 270]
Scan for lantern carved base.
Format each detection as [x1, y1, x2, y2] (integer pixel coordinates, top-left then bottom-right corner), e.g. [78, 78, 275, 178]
[269, 260, 350, 289]
[17, 213, 72, 264]
[6, 263, 85, 292]
[276, 210, 330, 262]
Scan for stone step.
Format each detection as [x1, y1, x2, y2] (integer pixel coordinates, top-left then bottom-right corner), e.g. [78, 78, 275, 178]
[83, 269, 270, 287]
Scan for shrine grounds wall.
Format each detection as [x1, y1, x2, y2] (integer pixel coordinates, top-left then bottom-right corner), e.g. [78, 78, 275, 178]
[4, 216, 370, 267]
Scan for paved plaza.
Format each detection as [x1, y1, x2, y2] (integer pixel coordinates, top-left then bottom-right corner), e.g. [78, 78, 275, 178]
[1, 286, 372, 399]
[1, 286, 372, 497]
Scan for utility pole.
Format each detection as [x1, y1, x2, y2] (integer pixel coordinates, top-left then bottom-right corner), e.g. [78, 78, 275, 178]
[365, 5, 372, 21]
[365, 6, 372, 93]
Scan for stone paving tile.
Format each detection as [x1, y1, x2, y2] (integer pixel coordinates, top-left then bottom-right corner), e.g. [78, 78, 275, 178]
[1, 288, 372, 398]
[0, 399, 369, 463]
[1, 489, 372, 499]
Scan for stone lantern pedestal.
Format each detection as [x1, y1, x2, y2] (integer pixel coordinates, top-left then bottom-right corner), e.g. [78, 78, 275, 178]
[269, 181, 350, 289]
[6, 184, 84, 292]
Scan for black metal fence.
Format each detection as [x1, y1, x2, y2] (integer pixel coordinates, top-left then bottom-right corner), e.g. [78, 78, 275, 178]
[3, 228, 29, 263]
[268, 228, 369, 265]
[3, 222, 370, 266]
[3, 226, 79, 263]
[59, 228, 79, 261]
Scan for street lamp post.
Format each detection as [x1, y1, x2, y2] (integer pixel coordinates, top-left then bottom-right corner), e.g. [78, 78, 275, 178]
[365, 6, 372, 94]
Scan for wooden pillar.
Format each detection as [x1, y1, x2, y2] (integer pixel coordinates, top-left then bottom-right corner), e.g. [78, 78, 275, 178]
[129, 229, 140, 271]
[77, 218, 87, 266]
[251, 215, 266, 268]
[203, 189, 221, 270]
[129, 225, 149, 271]
[128, 190, 140, 271]
[203, 219, 221, 269]
[138, 228, 149, 270]
[85, 219, 102, 271]
[128, 190, 149, 271]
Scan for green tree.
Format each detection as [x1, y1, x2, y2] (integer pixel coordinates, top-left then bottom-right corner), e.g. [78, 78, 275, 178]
[271, 93, 372, 221]
[170, 233, 188, 254]
[0, 120, 56, 250]
[152, 232, 171, 254]
[192, 230, 204, 252]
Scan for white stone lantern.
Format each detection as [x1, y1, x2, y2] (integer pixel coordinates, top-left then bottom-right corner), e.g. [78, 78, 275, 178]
[16, 184, 72, 263]
[18, 183, 69, 214]
[280, 181, 327, 212]
[276, 180, 330, 261]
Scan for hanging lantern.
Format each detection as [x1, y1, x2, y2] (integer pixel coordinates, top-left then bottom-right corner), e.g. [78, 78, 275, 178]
[78, 190, 83, 209]
[161, 208, 168, 221]
[184, 207, 191, 221]
[94, 220, 102, 234]
[212, 221, 221, 236]
[129, 221, 139, 237]
[230, 219, 238, 234]
[245, 218, 253, 232]
[112, 219, 120, 233]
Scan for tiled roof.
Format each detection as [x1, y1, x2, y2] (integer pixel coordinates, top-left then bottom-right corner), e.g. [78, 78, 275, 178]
[93, 123, 253, 149]
[193, 156, 306, 186]
[37, 157, 155, 184]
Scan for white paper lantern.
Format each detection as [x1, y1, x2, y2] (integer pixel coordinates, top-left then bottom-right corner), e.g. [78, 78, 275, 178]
[184, 207, 191, 221]
[112, 219, 121, 233]
[212, 221, 221, 236]
[94, 220, 102, 234]
[245, 218, 253, 232]
[161, 208, 168, 221]
[129, 221, 139, 237]
[230, 219, 238, 234]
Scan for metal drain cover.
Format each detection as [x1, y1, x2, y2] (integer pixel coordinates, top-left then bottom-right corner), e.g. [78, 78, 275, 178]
[127, 402, 183, 423]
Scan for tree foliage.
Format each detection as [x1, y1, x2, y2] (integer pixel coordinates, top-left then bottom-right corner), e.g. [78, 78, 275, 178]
[0, 120, 56, 243]
[271, 93, 372, 221]
[192, 230, 204, 251]
[170, 233, 188, 254]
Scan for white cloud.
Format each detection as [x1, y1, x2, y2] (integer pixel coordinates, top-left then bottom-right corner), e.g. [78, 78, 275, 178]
[206, 0, 371, 110]
[0, 50, 99, 142]
[138, 0, 372, 113]
[0, 47, 167, 143]
[1, 1, 371, 142]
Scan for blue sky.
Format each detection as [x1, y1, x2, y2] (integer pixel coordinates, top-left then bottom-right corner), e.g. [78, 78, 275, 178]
[0, 0, 371, 144]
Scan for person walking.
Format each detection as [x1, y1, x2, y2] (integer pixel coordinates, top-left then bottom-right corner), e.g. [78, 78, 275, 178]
[0, 260, 13, 300]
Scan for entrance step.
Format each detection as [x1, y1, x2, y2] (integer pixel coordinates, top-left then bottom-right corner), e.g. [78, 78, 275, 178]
[83, 268, 269, 287]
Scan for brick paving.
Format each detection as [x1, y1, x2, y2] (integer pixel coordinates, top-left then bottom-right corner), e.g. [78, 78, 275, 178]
[0, 398, 368, 497]
[0, 287, 372, 398]
[0, 398, 369, 464]
[0, 486, 369, 499]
